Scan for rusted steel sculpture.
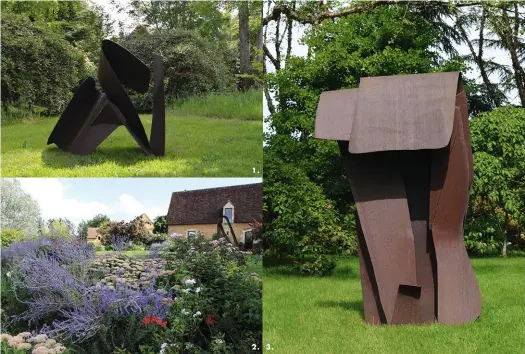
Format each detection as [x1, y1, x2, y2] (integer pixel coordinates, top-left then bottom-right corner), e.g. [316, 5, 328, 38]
[47, 40, 165, 156]
[315, 72, 481, 325]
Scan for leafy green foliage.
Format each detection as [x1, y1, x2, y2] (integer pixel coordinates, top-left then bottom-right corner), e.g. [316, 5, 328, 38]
[98, 218, 151, 246]
[153, 216, 167, 234]
[0, 229, 27, 248]
[264, 5, 463, 271]
[467, 106, 525, 255]
[78, 214, 111, 239]
[116, 28, 236, 111]
[1, 2, 107, 120]
[0, 179, 41, 236]
[160, 235, 262, 353]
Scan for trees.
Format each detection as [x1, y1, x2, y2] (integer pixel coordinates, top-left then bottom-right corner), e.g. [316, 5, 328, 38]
[116, 28, 236, 110]
[77, 214, 111, 239]
[0, 179, 41, 236]
[0, 1, 109, 119]
[153, 215, 167, 234]
[263, 5, 462, 272]
[467, 106, 525, 256]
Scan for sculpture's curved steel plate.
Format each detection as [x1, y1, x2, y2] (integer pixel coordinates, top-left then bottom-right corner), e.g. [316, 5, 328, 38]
[48, 40, 165, 156]
[98, 39, 152, 154]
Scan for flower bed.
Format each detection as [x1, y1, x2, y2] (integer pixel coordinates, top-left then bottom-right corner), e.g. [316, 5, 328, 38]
[1, 235, 261, 353]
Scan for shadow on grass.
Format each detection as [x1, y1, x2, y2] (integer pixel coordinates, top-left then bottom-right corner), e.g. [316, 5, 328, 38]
[316, 300, 365, 318]
[41, 146, 157, 168]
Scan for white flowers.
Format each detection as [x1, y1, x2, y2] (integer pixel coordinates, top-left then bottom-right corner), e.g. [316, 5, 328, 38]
[181, 308, 189, 315]
[182, 288, 191, 294]
[214, 338, 224, 344]
[195, 287, 201, 293]
[193, 311, 202, 318]
[184, 279, 196, 286]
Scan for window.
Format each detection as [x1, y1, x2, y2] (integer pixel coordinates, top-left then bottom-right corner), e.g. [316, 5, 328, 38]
[224, 208, 233, 223]
[223, 201, 234, 223]
[187, 229, 197, 240]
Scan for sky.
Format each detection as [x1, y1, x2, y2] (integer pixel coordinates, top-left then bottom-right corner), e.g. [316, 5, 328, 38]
[15, 178, 261, 227]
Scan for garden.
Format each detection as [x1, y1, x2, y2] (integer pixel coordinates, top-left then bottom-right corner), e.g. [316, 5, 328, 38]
[1, 1, 263, 177]
[1, 230, 262, 354]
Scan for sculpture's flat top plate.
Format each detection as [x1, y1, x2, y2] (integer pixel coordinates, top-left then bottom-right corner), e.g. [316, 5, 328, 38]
[314, 72, 461, 153]
[350, 72, 459, 153]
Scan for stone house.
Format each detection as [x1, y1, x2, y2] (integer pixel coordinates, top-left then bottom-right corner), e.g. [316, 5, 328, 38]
[167, 183, 262, 245]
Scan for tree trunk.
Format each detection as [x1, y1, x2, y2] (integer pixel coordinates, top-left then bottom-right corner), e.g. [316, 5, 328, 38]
[238, 1, 251, 91]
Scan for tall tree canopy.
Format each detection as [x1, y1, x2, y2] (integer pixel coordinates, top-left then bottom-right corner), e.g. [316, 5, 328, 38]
[1, 179, 41, 235]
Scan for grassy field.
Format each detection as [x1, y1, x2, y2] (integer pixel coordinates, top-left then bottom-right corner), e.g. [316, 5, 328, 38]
[263, 256, 525, 354]
[1, 114, 262, 177]
[170, 89, 262, 121]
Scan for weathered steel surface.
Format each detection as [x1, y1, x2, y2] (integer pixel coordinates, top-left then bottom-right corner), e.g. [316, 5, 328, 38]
[430, 106, 481, 325]
[315, 72, 481, 326]
[315, 89, 358, 141]
[48, 40, 165, 156]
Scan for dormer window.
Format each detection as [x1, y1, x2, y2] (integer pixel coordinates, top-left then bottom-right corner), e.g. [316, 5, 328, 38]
[223, 201, 234, 223]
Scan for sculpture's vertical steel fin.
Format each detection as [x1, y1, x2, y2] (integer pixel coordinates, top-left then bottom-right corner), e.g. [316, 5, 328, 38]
[150, 55, 165, 156]
[342, 149, 419, 324]
[430, 106, 481, 325]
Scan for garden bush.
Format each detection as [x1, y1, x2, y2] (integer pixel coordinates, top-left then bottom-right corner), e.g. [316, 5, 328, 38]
[1, 231, 261, 353]
[0, 229, 27, 248]
[116, 28, 236, 112]
[1, 12, 88, 120]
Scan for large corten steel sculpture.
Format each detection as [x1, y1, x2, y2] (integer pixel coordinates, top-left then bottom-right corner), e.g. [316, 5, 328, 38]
[315, 72, 481, 325]
[47, 40, 165, 156]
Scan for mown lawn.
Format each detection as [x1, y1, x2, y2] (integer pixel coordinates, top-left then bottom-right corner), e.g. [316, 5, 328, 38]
[1, 114, 262, 177]
[263, 256, 525, 354]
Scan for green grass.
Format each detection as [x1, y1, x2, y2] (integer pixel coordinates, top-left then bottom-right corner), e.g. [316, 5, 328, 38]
[1, 114, 262, 177]
[170, 89, 262, 121]
[263, 256, 525, 354]
[245, 253, 263, 275]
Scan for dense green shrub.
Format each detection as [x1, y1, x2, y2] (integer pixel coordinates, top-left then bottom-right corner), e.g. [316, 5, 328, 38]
[116, 28, 236, 112]
[1, 12, 88, 119]
[98, 219, 151, 246]
[158, 235, 261, 352]
[0, 229, 26, 248]
[466, 106, 525, 255]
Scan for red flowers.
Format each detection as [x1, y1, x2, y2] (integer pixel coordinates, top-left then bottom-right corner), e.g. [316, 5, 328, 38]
[143, 314, 167, 327]
[205, 313, 216, 326]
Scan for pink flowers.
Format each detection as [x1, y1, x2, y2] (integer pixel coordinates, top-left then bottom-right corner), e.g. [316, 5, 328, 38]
[205, 313, 217, 326]
[143, 314, 167, 327]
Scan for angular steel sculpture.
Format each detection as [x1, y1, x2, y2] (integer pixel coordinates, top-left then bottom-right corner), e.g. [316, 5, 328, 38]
[48, 40, 165, 156]
[315, 72, 481, 325]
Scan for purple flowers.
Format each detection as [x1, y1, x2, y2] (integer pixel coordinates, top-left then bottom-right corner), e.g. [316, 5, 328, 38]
[4, 236, 172, 344]
[42, 281, 173, 342]
[109, 234, 131, 251]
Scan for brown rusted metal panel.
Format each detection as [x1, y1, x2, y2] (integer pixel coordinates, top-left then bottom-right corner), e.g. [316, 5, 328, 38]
[350, 72, 459, 153]
[430, 106, 481, 325]
[314, 89, 357, 141]
[341, 149, 419, 324]
[48, 40, 165, 156]
[315, 72, 481, 326]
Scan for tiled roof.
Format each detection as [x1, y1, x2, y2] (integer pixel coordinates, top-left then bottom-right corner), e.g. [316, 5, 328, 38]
[167, 183, 262, 225]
